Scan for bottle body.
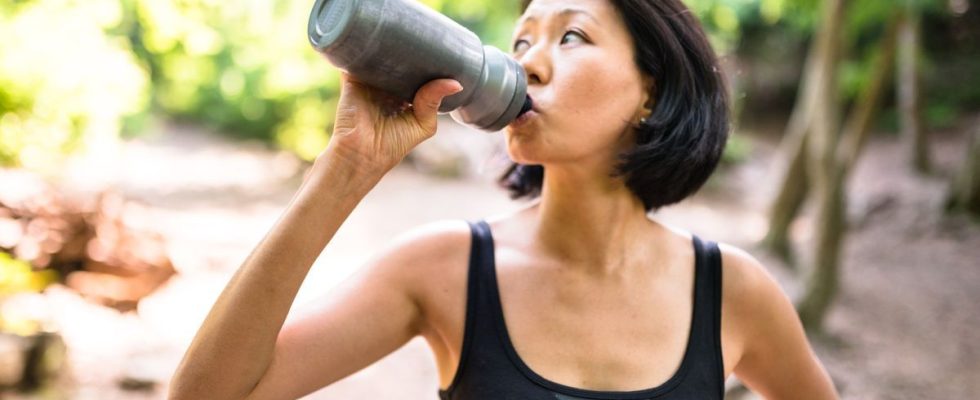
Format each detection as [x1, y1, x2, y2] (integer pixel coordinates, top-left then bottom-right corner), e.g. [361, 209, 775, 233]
[308, 0, 529, 131]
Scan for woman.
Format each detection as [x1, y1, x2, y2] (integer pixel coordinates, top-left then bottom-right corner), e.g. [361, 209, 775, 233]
[170, 0, 840, 398]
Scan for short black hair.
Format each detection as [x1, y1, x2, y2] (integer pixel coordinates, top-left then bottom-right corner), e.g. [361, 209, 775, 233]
[500, 0, 731, 211]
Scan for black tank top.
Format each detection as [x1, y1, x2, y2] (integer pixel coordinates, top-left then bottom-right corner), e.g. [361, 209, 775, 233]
[438, 220, 725, 400]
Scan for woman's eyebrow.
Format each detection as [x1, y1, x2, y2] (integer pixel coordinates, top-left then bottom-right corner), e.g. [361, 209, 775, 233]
[516, 7, 599, 28]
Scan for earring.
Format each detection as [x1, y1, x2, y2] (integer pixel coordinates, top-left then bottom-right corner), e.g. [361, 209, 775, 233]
[639, 116, 648, 125]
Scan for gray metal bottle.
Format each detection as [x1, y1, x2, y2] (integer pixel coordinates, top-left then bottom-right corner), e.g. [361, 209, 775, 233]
[307, 0, 530, 132]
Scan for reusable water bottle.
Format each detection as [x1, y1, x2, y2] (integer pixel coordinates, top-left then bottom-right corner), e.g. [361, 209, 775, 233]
[307, 0, 532, 132]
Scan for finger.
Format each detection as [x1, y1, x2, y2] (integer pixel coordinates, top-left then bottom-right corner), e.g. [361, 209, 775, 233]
[340, 71, 365, 86]
[338, 72, 366, 106]
[412, 79, 463, 132]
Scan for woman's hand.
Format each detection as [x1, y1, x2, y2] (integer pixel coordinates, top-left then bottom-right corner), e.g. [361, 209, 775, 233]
[320, 72, 463, 175]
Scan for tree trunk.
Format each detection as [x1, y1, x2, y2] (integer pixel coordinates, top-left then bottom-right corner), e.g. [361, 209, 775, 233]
[798, 168, 846, 332]
[796, 0, 846, 332]
[897, 3, 930, 173]
[763, 36, 822, 265]
[763, 131, 808, 265]
[797, 8, 900, 333]
[763, 8, 900, 270]
[946, 124, 980, 216]
[840, 17, 901, 170]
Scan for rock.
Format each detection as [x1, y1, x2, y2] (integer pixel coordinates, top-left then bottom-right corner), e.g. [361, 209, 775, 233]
[0, 169, 176, 311]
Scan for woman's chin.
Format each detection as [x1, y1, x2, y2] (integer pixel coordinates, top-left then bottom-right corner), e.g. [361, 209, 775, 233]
[505, 143, 543, 165]
[504, 148, 553, 166]
[504, 128, 566, 165]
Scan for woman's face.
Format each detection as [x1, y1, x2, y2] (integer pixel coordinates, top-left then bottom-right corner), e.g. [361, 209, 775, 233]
[505, 0, 652, 169]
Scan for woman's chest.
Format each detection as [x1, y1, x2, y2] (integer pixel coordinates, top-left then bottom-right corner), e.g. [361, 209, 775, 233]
[419, 258, 734, 391]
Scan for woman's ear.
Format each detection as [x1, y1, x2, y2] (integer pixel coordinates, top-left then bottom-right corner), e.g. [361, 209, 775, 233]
[637, 75, 656, 121]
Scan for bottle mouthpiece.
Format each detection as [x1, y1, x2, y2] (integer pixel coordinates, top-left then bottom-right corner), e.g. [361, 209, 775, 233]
[519, 95, 533, 117]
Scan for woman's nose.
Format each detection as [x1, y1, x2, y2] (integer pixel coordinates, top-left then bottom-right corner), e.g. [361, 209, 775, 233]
[517, 45, 548, 85]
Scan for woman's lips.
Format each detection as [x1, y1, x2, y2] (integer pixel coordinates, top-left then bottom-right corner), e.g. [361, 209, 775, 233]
[509, 109, 538, 128]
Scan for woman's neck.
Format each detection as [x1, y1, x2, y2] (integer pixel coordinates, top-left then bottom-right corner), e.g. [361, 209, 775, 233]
[530, 163, 655, 276]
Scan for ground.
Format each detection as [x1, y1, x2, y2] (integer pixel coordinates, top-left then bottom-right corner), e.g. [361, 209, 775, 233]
[5, 113, 978, 399]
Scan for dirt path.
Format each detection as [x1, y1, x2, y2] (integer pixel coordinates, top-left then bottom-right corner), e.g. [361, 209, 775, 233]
[12, 115, 979, 399]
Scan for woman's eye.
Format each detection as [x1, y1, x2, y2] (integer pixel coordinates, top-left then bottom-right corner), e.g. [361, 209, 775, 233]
[561, 30, 585, 45]
[512, 39, 529, 53]
[512, 30, 585, 53]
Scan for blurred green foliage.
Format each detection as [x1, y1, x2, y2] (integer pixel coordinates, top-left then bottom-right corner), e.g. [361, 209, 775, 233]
[124, 0, 345, 160]
[0, 252, 57, 297]
[0, 0, 975, 167]
[0, 0, 148, 170]
[0, 0, 524, 164]
[0, 252, 57, 336]
[125, 0, 529, 161]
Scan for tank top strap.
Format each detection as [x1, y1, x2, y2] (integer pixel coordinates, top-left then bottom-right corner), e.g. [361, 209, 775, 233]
[467, 220, 497, 313]
[467, 220, 501, 339]
[439, 220, 502, 398]
[690, 234, 725, 394]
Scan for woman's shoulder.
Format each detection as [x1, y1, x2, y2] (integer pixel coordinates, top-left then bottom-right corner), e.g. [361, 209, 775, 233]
[714, 242, 789, 312]
[366, 220, 474, 312]
[712, 240, 804, 369]
[382, 219, 474, 268]
[712, 242, 831, 392]
[648, 223, 781, 294]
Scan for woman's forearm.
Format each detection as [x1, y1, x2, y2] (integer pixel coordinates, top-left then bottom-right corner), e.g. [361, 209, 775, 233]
[169, 151, 383, 400]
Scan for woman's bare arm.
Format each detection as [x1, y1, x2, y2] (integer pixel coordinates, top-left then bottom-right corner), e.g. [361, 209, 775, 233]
[168, 154, 378, 399]
[168, 74, 463, 400]
[722, 245, 840, 399]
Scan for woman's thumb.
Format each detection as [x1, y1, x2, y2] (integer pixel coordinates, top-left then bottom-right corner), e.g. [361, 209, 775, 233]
[412, 79, 463, 130]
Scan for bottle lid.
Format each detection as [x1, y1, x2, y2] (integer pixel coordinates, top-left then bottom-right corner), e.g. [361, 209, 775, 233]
[308, 0, 358, 51]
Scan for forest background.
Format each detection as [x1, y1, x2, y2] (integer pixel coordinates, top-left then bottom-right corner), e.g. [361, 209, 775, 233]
[1, 0, 978, 398]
